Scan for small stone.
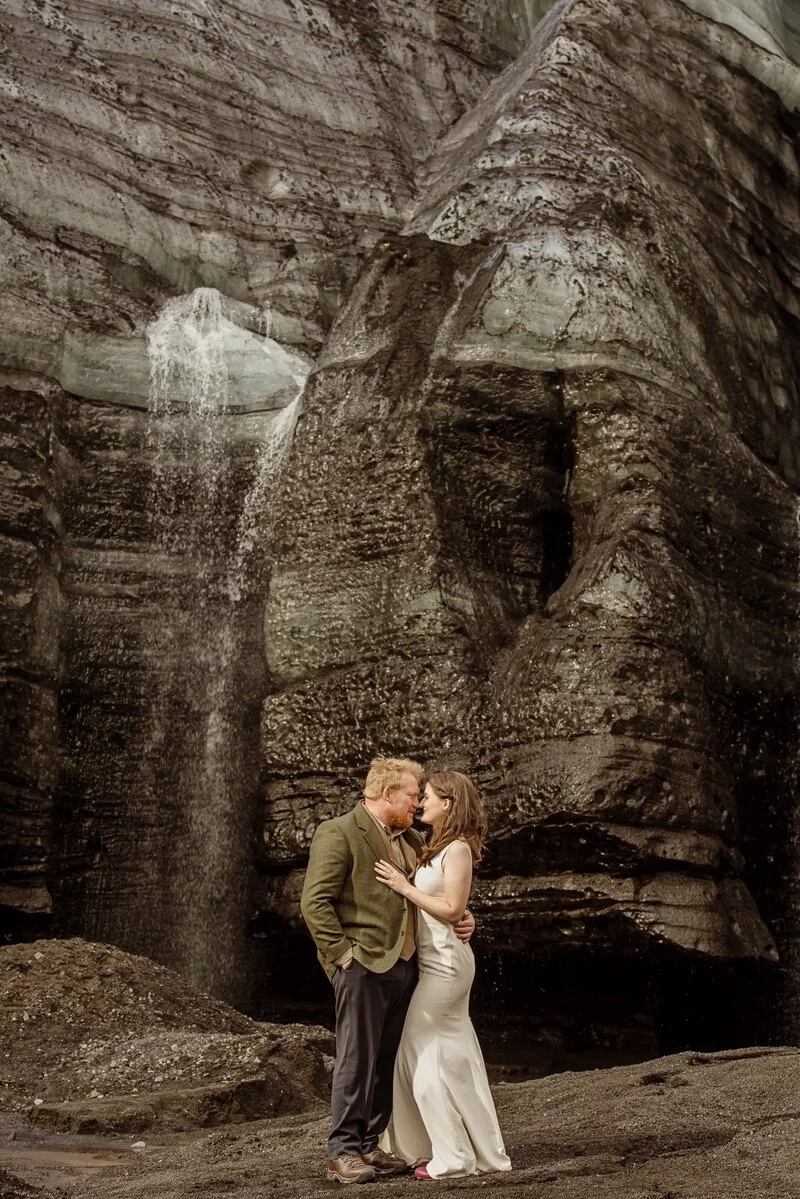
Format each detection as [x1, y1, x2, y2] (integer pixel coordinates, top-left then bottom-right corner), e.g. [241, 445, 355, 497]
[131, 1141, 146, 1151]
[33, 1098, 43, 1106]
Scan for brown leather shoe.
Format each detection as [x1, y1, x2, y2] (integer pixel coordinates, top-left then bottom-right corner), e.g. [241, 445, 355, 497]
[326, 1155, 376, 1184]
[362, 1148, 410, 1176]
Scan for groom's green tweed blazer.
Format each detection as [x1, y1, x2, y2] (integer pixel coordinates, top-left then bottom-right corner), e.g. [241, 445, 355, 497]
[300, 802, 424, 980]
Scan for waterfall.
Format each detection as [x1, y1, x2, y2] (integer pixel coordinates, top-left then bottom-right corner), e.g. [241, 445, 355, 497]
[133, 287, 308, 1004]
[786, 500, 800, 1044]
[149, 287, 230, 414]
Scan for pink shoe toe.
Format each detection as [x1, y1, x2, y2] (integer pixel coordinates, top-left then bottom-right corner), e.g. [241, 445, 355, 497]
[414, 1163, 433, 1180]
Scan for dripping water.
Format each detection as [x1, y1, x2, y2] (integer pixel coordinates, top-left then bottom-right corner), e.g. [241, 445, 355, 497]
[785, 498, 800, 1043]
[127, 287, 308, 1004]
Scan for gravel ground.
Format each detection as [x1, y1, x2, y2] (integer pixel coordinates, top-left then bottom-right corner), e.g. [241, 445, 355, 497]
[0, 940, 332, 1131]
[1, 940, 798, 1198]
[63, 1048, 800, 1199]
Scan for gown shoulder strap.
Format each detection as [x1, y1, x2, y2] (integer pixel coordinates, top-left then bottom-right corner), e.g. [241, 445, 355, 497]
[439, 838, 468, 864]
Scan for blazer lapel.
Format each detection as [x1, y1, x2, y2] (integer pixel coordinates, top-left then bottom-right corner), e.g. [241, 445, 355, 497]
[354, 802, 389, 864]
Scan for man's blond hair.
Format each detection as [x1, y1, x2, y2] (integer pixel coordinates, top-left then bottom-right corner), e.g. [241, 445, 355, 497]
[363, 757, 424, 801]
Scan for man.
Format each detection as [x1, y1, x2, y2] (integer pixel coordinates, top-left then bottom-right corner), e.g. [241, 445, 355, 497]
[300, 757, 475, 1183]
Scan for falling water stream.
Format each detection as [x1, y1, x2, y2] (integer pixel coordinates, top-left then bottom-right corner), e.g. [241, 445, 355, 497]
[140, 288, 307, 1003]
[786, 499, 800, 1043]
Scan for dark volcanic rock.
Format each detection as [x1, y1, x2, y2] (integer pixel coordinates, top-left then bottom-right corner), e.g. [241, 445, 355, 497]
[0, 0, 521, 1000]
[0, 0, 516, 367]
[258, 0, 800, 1040]
[1, 0, 800, 1051]
[50, 387, 273, 1007]
[0, 375, 61, 939]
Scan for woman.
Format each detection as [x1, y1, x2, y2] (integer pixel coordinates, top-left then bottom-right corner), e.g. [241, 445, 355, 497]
[374, 770, 511, 1180]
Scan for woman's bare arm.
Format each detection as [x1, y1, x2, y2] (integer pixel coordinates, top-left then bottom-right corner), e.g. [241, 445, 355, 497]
[374, 841, 472, 926]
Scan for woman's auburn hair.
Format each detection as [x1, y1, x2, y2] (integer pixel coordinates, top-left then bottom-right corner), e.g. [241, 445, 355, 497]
[418, 770, 487, 867]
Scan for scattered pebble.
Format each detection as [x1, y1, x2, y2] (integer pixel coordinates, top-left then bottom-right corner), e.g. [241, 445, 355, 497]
[0, 938, 332, 1127]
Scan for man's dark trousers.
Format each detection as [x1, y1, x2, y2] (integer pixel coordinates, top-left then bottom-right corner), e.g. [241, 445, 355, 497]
[328, 956, 417, 1158]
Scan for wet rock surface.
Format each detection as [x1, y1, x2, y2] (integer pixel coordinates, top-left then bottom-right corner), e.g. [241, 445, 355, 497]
[259, 0, 800, 1040]
[0, 0, 521, 1001]
[2, 0, 800, 1053]
[0, 0, 516, 371]
[0, 374, 61, 940]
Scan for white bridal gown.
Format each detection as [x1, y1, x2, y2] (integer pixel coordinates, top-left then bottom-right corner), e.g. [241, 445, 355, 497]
[383, 844, 512, 1178]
